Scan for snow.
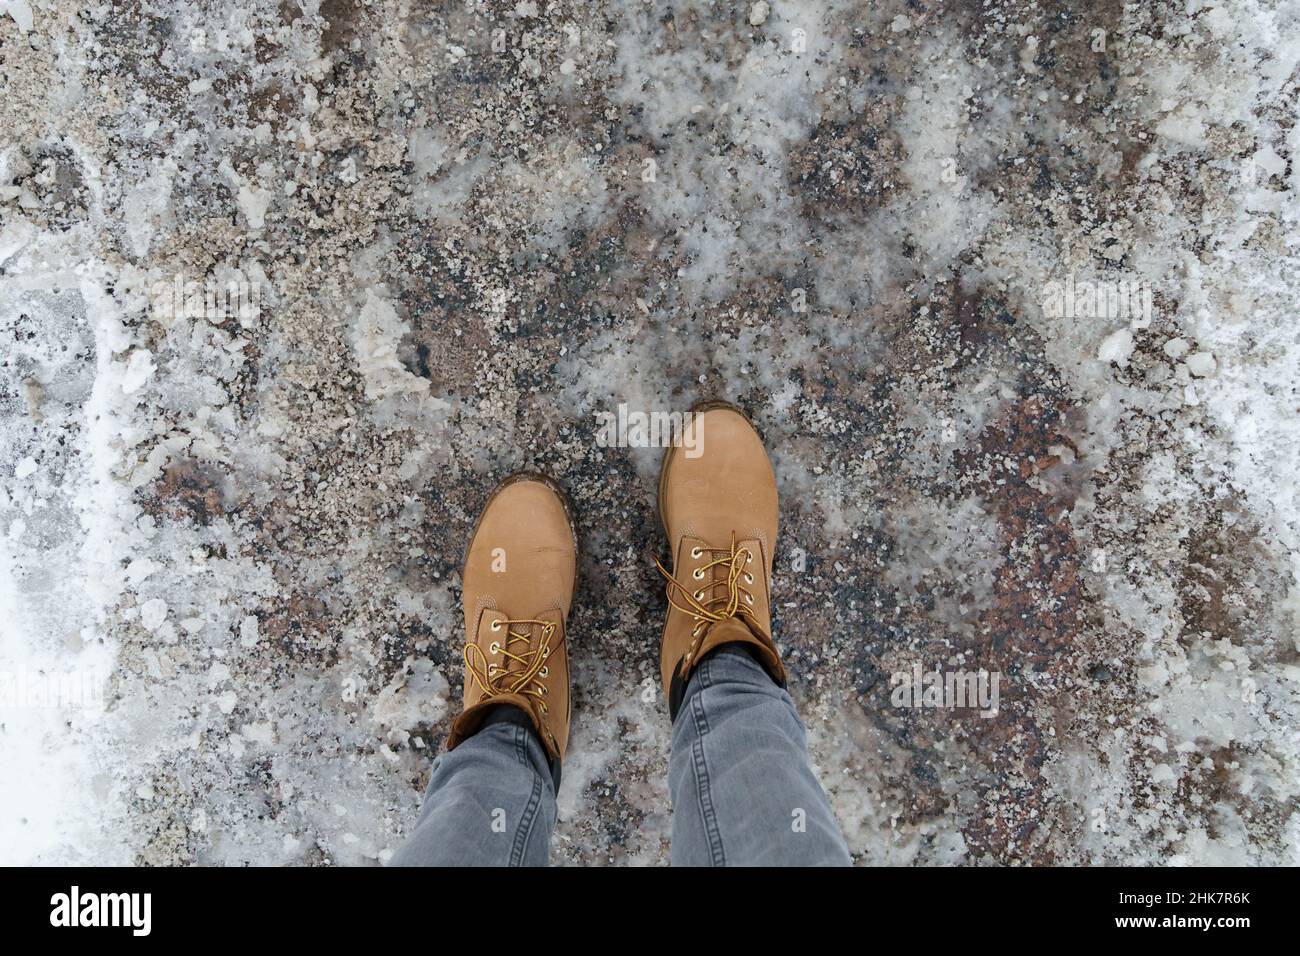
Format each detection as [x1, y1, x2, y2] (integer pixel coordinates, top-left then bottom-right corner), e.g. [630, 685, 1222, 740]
[1, 0, 32, 35]
[1098, 328, 1135, 367]
[120, 350, 155, 395]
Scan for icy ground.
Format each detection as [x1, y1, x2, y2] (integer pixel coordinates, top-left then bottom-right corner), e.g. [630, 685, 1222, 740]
[2, 0, 1299, 865]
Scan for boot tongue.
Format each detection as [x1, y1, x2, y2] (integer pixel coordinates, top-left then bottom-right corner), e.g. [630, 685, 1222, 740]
[500, 612, 558, 686]
[500, 620, 539, 684]
[707, 616, 759, 644]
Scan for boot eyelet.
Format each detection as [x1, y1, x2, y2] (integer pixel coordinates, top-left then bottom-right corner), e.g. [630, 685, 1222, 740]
[690, 547, 702, 559]
[744, 593, 754, 604]
[539, 666, 549, 677]
[540, 703, 548, 715]
[692, 568, 704, 580]
[488, 664, 498, 675]
[490, 619, 502, 632]
[537, 684, 547, 696]
[744, 573, 754, 584]
[489, 641, 500, 654]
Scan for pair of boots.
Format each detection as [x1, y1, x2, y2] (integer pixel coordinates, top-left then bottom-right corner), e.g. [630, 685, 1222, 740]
[446, 401, 788, 765]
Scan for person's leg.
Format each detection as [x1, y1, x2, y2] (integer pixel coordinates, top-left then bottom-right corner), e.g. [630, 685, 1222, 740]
[654, 401, 850, 866]
[391, 707, 557, 867]
[391, 472, 577, 867]
[668, 646, 851, 866]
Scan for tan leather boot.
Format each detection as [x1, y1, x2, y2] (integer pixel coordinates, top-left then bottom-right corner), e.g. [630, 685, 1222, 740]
[656, 401, 787, 717]
[446, 473, 577, 762]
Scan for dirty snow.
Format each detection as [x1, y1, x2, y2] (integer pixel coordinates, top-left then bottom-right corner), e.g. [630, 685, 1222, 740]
[1, 0, 1298, 865]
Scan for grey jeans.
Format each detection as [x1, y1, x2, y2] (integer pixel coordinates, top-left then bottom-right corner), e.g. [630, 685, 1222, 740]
[390, 646, 851, 866]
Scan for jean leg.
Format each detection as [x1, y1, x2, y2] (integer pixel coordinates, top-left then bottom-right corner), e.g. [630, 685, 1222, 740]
[390, 710, 555, 866]
[668, 646, 851, 866]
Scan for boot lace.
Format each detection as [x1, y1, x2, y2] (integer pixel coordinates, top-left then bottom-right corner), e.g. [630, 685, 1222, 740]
[655, 533, 758, 666]
[464, 618, 555, 715]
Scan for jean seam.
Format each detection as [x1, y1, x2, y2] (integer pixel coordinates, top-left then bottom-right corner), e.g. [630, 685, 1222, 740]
[509, 726, 544, 866]
[690, 660, 727, 866]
